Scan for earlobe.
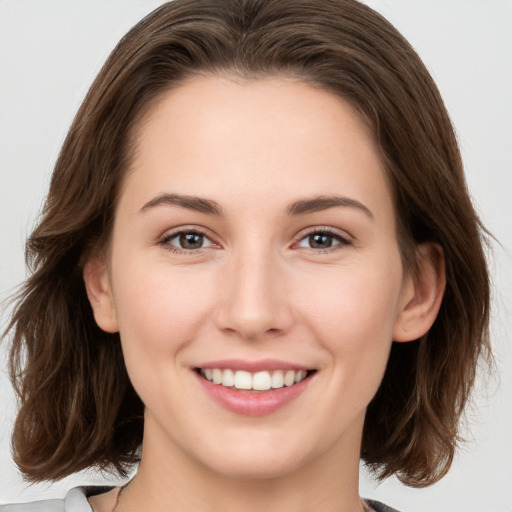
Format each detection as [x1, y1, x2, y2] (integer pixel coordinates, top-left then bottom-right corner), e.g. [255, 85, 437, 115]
[83, 255, 119, 333]
[393, 243, 446, 343]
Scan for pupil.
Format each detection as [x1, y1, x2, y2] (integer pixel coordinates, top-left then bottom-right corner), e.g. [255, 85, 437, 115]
[180, 233, 203, 249]
[310, 234, 332, 248]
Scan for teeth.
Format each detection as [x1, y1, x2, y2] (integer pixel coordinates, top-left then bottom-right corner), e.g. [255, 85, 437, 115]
[212, 368, 223, 385]
[253, 371, 272, 391]
[222, 369, 235, 387]
[295, 370, 307, 383]
[200, 368, 309, 390]
[271, 370, 284, 389]
[284, 370, 295, 387]
[234, 370, 252, 390]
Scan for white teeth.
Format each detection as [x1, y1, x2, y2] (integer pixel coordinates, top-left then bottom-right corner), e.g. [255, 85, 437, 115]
[271, 370, 284, 389]
[221, 369, 235, 387]
[252, 371, 272, 391]
[295, 370, 307, 383]
[212, 368, 223, 384]
[201, 368, 310, 390]
[284, 370, 295, 387]
[234, 370, 252, 390]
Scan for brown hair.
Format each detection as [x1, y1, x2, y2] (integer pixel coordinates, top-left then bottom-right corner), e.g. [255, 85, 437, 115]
[5, 0, 490, 487]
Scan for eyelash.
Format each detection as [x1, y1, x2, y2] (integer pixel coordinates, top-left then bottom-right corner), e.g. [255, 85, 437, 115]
[159, 227, 214, 255]
[293, 227, 352, 253]
[158, 227, 352, 255]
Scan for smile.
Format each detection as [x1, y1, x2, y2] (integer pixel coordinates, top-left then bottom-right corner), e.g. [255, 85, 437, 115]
[199, 368, 310, 391]
[194, 362, 317, 416]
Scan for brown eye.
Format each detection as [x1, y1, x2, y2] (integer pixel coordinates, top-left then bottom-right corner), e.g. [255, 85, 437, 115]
[296, 230, 351, 251]
[308, 233, 335, 249]
[163, 230, 214, 251]
[179, 232, 205, 249]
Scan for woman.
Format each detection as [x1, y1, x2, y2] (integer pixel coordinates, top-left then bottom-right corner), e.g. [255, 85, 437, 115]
[1, 0, 491, 511]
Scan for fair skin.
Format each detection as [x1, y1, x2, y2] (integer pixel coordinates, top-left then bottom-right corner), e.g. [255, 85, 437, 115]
[85, 75, 444, 512]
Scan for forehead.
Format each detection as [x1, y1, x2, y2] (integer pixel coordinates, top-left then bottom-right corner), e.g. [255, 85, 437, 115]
[124, 74, 394, 226]
[134, 74, 375, 163]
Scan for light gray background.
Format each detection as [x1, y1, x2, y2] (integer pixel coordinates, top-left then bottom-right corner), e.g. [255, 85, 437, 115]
[1, 1, 511, 510]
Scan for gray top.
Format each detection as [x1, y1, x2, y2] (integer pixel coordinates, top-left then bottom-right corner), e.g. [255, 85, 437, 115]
[0, 487, 401, 512]
[0, 487, 109, 512]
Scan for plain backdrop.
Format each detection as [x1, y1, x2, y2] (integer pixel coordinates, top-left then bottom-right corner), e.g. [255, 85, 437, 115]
[1, 1, 511, 510]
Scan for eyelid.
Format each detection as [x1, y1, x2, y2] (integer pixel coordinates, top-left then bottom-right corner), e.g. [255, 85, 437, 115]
[158, 225, 221, 254]
[292, 226, 353, 251]
[156, 225, 353, 254]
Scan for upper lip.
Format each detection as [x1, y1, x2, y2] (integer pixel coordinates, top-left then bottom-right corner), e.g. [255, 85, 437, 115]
[195, 359, 313, 372]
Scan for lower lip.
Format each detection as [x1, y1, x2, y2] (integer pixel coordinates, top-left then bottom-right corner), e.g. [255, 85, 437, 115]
[195, 371, 313, 416]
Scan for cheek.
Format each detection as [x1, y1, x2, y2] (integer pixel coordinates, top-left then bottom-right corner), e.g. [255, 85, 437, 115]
[113, 256, 214, 336]
[109, 259, 217, 391]
[303, 265, 401, 342]
[297, 259, 403, 393]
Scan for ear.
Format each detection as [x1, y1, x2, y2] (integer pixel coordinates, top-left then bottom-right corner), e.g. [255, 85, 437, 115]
[83, 254, 119, 333]
[393, 243, 446, 342]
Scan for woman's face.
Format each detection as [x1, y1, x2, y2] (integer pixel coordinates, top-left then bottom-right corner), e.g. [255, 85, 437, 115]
[90, 75, 417, 480]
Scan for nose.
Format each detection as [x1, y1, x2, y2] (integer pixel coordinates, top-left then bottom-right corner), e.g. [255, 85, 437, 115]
[214, 247, 294, 341]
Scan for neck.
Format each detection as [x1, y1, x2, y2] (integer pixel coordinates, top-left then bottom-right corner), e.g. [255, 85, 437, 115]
[116, 414, 366, 512]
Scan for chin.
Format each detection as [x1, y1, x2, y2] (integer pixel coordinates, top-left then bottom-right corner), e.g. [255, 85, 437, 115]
[207, 454, 307, 481]
[191, 433, 317, 481]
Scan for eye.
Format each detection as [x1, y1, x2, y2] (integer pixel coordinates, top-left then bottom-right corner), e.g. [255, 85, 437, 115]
[160, 229, 215, 253]
[296, 229, 351, 251]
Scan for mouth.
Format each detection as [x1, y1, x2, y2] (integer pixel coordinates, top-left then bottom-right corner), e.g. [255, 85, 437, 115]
[195, 368, 316, 393]
[194, 362, 317, 416]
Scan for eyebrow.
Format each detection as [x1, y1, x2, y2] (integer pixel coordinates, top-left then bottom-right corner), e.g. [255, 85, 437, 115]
[285, 195, 374, 219]
[140, 193, 223, 215]
[140, 193, 373, 219]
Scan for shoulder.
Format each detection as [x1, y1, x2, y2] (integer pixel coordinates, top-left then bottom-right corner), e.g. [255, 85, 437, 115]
[0, 499, 65, 512]
[0, 486, 114, 512]
[0, 498, 65, 512]
[364, 498, 403, 512]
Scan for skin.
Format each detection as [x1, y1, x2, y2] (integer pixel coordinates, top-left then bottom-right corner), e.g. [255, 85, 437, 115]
[85, 75, 444, 512]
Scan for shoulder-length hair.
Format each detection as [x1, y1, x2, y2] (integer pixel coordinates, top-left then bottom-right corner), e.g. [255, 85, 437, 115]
[6, 0, 490, 487]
